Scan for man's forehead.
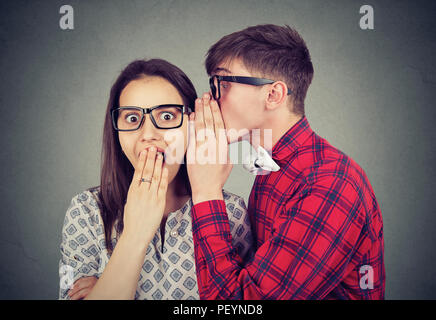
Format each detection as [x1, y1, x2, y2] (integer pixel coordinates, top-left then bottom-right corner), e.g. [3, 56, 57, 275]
[214, 67, 232, 74]
[213, 58, 251, 76]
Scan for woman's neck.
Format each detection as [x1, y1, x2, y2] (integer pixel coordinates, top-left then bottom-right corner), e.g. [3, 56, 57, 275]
[160, 177, 190, 248]
[163, 177, 190, 218]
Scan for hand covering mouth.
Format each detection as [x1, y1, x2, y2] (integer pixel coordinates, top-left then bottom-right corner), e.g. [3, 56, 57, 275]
[138, 146, 166, 160]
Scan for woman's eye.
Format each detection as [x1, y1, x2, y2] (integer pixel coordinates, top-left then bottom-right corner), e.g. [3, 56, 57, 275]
[125, 114, 140, 123]
[160, 112, 175, 121]
[221, 82, 229, 89]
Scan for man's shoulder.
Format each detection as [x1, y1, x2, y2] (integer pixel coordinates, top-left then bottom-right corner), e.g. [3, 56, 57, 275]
[296, 133, 371, 193]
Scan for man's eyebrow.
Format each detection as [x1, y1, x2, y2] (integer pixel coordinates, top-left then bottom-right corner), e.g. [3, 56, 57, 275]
[213, 67, 232, 74]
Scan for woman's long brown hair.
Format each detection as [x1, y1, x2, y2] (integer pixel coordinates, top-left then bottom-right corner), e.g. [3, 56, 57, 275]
[98, 59, 197, 252]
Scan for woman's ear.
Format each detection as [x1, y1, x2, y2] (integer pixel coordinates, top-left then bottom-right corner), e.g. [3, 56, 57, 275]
[265, 81, 288, 111]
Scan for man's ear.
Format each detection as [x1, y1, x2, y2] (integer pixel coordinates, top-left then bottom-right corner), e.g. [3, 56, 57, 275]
[265, 81, 288, 110]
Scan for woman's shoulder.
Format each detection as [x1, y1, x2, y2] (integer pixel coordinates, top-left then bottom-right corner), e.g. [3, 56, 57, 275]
[69, 186, 101, 209]
[221, 190, 253, 256]
[222, 189, 247, 212]
[65, 186, 102, 225]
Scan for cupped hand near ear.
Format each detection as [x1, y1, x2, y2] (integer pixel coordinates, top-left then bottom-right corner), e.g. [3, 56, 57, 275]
[187, 93, 232, 204]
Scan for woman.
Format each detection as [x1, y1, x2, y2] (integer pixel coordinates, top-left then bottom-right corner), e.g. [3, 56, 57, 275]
[58, 59, 252, 300]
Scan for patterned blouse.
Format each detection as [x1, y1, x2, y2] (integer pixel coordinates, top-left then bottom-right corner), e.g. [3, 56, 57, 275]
[58, 186, 253, 300]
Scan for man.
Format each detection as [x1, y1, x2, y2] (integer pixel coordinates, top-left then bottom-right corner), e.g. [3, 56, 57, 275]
[188, 25, 385, 299]
[187, 24, 384, 299]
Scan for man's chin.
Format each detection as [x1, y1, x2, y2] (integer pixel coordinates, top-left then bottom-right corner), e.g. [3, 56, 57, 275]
[226, 135, 239, 144]
[226, 128, 250, 144]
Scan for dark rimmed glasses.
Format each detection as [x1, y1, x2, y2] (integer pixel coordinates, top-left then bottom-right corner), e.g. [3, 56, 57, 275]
[111, 104, 189, 131]
[209, 75, 292, 100]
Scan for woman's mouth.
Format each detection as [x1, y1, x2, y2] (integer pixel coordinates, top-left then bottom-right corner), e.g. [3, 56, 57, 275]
[138, 147, 166, 161]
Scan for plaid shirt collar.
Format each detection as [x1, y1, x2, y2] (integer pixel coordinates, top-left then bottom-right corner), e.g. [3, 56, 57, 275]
[272, 116, 314, 165]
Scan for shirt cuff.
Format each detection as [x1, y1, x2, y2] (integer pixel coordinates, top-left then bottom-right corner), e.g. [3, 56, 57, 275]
[191, 200, 231, 240]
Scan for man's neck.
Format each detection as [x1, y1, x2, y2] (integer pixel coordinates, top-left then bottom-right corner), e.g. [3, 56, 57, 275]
[248, 113, 303, 152]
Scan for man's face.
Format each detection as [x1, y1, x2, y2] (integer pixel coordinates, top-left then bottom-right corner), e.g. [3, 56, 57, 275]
[212, 58, 266, 143]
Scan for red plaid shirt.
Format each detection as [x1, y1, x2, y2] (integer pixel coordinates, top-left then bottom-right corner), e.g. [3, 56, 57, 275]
[191, 116, 385, 299]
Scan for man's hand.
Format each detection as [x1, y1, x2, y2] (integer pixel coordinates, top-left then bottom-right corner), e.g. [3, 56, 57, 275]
[187, 93, 233, 204]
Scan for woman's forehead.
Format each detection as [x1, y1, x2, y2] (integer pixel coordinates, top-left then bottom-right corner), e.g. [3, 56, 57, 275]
[119, 77, 183, 106]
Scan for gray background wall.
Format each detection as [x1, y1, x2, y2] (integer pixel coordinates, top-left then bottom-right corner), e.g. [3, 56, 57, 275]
[0, 0, 435, 299]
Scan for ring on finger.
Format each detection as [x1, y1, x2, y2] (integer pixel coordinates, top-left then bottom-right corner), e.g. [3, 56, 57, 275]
[140, 178, 152, 183]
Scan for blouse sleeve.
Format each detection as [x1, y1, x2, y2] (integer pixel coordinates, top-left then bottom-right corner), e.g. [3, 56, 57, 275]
[58, 191, 103, 300]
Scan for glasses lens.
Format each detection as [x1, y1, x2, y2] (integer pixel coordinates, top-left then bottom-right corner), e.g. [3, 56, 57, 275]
[116, 108, 143, 130]
[151, 106, 183, 128]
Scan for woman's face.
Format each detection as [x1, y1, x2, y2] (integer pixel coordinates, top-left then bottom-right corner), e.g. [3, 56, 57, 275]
[118, 76, 189, 186]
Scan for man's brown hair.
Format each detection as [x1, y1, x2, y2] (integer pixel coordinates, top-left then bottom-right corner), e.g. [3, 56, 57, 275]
[205, 24, 314, 116]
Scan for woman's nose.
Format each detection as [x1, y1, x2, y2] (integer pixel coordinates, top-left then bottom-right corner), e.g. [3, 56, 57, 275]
[139, 115, 160, 139]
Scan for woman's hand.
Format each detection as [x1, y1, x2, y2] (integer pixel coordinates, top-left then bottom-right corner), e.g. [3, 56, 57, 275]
[82, 147, 169, 300]
[122, 147, 169, 247]
[68, 276, 98, 300]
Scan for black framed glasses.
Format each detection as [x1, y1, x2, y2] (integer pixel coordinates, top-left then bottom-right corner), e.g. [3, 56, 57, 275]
[111, 104, 188, 131]
[209, 75, 292, 100]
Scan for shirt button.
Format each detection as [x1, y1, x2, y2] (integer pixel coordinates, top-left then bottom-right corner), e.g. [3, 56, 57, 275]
[170, 230, 178, 237]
